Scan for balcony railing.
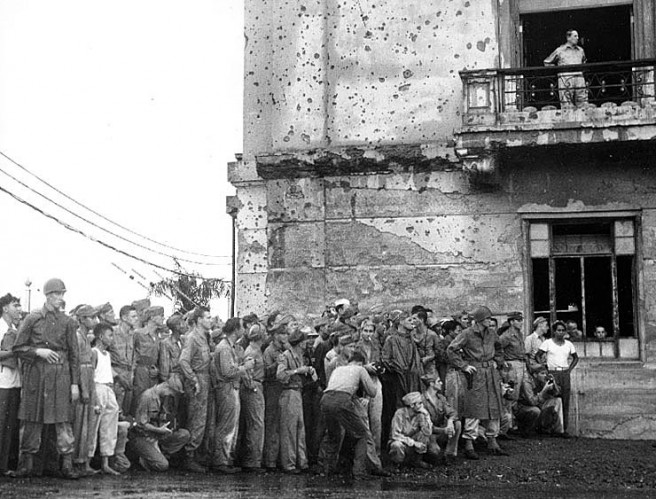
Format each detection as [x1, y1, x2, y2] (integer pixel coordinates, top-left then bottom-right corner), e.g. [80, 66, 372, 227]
[461, 59, 656, 116]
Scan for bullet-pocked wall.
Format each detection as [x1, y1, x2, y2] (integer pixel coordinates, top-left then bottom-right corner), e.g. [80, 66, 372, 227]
[244, 0, 499, 158]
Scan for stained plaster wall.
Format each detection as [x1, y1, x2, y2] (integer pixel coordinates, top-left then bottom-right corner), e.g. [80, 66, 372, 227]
[244, 0, 499, 159]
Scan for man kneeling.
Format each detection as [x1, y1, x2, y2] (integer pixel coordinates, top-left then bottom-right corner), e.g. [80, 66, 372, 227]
[516, 365, 568, 438]
[388, 392, 435, 469]
[421, 374, 461, 465]
[128, 374, 191, 471]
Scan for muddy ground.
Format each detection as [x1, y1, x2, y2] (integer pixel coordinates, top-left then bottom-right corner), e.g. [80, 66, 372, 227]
[2, 437, 655, 498]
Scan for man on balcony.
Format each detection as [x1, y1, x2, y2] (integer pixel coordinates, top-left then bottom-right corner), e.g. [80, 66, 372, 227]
[544, 29, 588, 108]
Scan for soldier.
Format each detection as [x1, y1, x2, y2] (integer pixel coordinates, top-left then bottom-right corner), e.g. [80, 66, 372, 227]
[447, 305, 507, 460]
[96, 302, 118, 327]
[499, 311, 528, 437]
[388, 392, 434, 469]
[132, 306, 163, 414]
[262, 317, 290, 470]
[421, 373, 461, 466]
[159, 314, 186, 382]
[110, 305, 138, 417]
[72, 305, 100, 475]
[212, 317, 254, 473]
[240, 323, 266, 472]
[276, 328, 315, 474]
[178, 307, 212, 473]
[128, 374, 191, 472]
[0, 293, 21, 475]
[12, 278, 80, 479]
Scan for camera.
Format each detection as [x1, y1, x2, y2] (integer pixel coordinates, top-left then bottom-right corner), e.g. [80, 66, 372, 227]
[546, 374, 555, 383]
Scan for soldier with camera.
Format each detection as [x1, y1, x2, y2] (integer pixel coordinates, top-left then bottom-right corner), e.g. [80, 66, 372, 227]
[516, 365, 569, 438]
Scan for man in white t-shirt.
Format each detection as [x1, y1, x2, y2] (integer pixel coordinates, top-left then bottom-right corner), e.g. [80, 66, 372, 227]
[537, 321, 579, 436]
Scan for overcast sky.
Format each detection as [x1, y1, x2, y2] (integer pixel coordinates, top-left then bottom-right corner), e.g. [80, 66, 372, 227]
[0, 0, 243, 316]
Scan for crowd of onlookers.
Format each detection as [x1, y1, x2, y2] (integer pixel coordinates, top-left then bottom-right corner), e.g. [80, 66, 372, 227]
[0, 279, 578, 480]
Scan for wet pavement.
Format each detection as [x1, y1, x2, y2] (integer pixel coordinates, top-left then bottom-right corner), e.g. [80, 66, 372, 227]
[2, 438, 656, 498]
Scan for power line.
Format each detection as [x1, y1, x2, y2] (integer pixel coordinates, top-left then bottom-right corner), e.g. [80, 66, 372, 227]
[0, 149, 232, 260]
[0, 183, 228, 279]
[0, 161, 230, 267]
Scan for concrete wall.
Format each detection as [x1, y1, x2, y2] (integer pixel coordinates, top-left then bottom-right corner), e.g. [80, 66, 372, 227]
[244, 0, 499, 159]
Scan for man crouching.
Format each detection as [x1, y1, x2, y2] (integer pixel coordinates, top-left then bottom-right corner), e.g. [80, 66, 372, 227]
[388, 392, 435, 469]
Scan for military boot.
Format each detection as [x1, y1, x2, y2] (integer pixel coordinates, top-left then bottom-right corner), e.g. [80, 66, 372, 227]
[463, 439, 479, 460]
[61, 454, 80, 480]
[13, 454, 34, 478]
[184, 452, 207, 473]
[487, 437, 509, 456]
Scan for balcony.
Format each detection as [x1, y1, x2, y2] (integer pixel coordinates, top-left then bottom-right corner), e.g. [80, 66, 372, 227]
[455, 59, 656, 165]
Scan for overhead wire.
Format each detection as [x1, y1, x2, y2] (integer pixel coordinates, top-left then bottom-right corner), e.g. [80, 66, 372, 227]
[0, 160, 230, 267]
[0, 183, 226, 279]
[0, 149, 231, 260]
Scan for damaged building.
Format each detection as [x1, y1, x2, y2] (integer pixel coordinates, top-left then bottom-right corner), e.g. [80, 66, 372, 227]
[227, 0, 656, 439]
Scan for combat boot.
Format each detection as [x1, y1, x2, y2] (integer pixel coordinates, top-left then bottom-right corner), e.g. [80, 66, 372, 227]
[13, 454, 34, 478]
[487, 437, 509, 456]
[184, 452, 207, 473]
[463, 440, 479, 460]
[61, 454, 80, 480]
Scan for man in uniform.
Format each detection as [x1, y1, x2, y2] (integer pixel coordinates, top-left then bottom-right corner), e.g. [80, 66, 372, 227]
[0, 293, 22, 474]
[12, 278, 80, 479]
[499, 311, 527, 437]
[110, 305, 139, 417]
[388, 392, 434, 469]
[132, 306, 163, 414]
[447, 305, 508, 460]
[96, 302, 118, 328]
[240, 324, 266, 472]
[178, 307, 212, 473]
[544, 29, 588, 108]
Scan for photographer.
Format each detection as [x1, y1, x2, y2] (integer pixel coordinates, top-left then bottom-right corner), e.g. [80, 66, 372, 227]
[516, 366, 569, 438]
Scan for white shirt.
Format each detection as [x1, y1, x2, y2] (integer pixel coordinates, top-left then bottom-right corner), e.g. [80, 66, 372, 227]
[93, 347, 114, 384]
[539, 339, 576, 370]
[0, 317, 21, 389]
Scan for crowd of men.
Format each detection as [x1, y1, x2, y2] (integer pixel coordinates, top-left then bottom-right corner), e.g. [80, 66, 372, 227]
[0, 279, 579, 480]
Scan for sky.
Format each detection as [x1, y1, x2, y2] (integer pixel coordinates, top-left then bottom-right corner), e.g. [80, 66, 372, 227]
[0, 0, 243, 317]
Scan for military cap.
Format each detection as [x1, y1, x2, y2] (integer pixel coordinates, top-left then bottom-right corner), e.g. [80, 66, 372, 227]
[166, 314, 184, 330]
[269, 314, 294, 334]
[402, 392, 423, 406]
[533, 316, 548, 329]
[96, 302, 114, 315]
[328, 321, 354, 336]
[144, 306, 165, 322]
[248, 323, 266, 341]
[313, 316, 332, 331]
[131, 298, 151, 313]
[507, 311, 523, 321]
[301, 325, 318, 338]
[76, 304, 98, 318]
[288, 329, 307, 346]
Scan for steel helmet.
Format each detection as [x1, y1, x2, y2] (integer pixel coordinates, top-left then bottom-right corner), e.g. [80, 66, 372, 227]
[472, 305, 492, 323]
[43, 278, 66, 295]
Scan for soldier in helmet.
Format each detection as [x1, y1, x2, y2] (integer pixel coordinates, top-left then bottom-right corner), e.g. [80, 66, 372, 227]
[447, 305, 507, 460]
[12, 278, 80, 479]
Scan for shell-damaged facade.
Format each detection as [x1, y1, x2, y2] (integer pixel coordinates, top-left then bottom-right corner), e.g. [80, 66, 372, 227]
[228, 0, 656, 438]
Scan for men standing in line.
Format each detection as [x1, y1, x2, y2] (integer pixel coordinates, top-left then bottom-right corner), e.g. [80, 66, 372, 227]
[13, 278, 80, 479]
[132, 306, 163, 413]
[212, 317, 254, 473]
[0, 293, 22, 474]
[447, 305, 507, 460]
[178, 307, 212, 473]
[110, 305, 138, 417]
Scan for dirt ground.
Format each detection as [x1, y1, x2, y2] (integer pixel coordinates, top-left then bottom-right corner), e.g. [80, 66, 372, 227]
[1, 437, 655, 498]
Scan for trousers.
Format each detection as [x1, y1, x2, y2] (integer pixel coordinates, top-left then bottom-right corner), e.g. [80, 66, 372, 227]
[129, 429, 190, 472]
[184, 373, 209, 453]
[20, 421, 75, 455]
[213, 383, 240, 466]
[89, 383, 119, 457]
[240, 381, 265, 468]
[279, 389, 307, 471]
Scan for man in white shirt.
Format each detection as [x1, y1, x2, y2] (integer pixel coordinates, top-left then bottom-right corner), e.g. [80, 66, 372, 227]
[0, 293, 22, 474]
[537, 321, 579, 436]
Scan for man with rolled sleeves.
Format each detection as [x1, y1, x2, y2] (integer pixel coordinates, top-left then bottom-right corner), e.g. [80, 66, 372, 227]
[276, 328, 315, 474]
[132, 306, 163, 414]
[128, 374, 191, 472]
[12, 278, 80, 479]
[212, 317, 254, 473]
[240, 323, 266, 472]
[178, 307, 212, 473]
[447, 305, 507, 460]
[262, 316, 291, 470]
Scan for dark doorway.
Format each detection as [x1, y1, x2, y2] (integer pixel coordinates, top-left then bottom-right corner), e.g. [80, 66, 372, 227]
[522, 6, 632, 67]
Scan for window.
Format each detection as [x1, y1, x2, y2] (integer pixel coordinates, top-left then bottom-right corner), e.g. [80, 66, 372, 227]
[529, 218, 638, 359]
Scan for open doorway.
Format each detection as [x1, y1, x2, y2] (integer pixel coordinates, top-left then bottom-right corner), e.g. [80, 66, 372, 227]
[522, 6, 633, 67]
